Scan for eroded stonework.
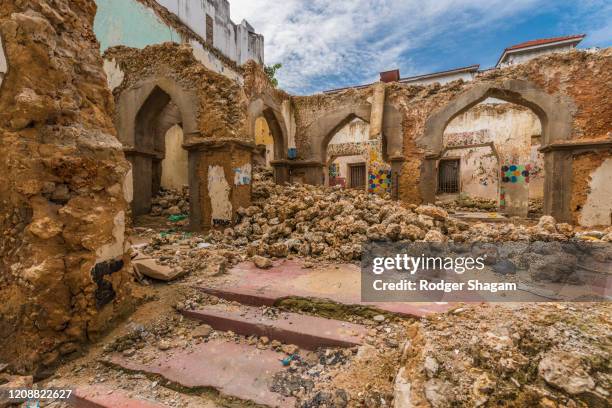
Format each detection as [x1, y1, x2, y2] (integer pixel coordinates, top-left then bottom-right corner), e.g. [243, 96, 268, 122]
[0, 0, 132, 373]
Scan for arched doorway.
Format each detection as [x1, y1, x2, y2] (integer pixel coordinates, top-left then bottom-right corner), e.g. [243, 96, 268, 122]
[419, 80, 573, 222]
[324, 117, 370, 189]
[247, 99, 288, 182]
[132, 86, 188, 217]
[437, 99, 544, 217]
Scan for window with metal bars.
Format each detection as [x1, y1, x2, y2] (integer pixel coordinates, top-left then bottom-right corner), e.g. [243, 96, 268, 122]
[349, 163, 366, 189]
[438, 159, 460, 193]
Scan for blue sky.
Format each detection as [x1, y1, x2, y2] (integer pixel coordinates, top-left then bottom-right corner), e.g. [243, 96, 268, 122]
[230, 0, 611, 95]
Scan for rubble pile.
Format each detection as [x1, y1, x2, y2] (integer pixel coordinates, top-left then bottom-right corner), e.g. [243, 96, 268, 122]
[150, 187, 189, 217]
[529, 197, 544, 215]
[437, 195, 498, 212]
[405, 303, 612, 407]
[202, 176, 611, 262]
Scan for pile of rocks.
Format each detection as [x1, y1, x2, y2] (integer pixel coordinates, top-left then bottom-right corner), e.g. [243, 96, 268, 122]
[403, 302, 612, 407]
[205, 178, 608, 262]
[437, 195, 498, 212]
[150, 187, 189, 216]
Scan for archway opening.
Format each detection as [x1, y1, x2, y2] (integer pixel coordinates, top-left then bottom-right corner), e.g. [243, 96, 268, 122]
[252, 107, 285, 183]
[324, 117, 370, 188]
[254, 116, 275, 169]
[132, 87, 189, 223]
[436, 98, 544, 218]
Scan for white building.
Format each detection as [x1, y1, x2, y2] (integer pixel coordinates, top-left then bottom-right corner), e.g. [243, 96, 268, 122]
[496, 34, 585, 68]
[398, 64, 480, 86]
[95, 0, 264, 81]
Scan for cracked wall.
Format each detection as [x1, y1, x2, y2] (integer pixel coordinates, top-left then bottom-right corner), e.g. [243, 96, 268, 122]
[0, 0, 132, 373]
[288, 48, 611, 224]
[108, 45, 268, 230]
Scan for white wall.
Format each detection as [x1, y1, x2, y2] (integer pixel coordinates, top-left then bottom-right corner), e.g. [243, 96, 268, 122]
[328, 118, 369, 145]
[500, 44, 575, 67]
[155, 0, 264, 65]
[331, 154, 366, 181]
[401, 71, 475, 86]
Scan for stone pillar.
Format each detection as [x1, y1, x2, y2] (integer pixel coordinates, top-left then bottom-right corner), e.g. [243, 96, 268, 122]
[124, 149, 158, 216]
[543, 149, 572, 223]
[389, 156, 405, 200]
[270, 159, 290, 184]
[366, 83, 392, 195]
[186, 141, 254, 231]
[285, 161, 325, 185]
[420, 158, 437, 204]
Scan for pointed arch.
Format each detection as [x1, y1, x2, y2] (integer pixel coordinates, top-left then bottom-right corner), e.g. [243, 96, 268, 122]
[419, 79, 574, 221]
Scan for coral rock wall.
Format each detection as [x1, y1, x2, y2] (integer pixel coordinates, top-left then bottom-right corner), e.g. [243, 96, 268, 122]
[0, 0, 132, 373]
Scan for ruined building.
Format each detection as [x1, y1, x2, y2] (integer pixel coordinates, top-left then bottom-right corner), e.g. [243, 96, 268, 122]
[0, 0, 610, 381]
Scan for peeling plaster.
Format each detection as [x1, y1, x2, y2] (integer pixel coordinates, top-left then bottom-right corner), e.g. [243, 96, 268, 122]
[234, 162, 252, 186]
[95, 211, 126, 263]
[161, 125, 188, 190]
[103, 58, 125, 91]
[579, 157, 612, 226]
[0, 34, 7, 88]
[123, 166, 134, 203]
[208, 165, 232, 224]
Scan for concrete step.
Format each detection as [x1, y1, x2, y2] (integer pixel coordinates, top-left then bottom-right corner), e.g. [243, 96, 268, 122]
[197, 260, 454, 318]
[104, 339, 296, 408]
[182, 305, 367, 350]
[70, 386, 169, 408]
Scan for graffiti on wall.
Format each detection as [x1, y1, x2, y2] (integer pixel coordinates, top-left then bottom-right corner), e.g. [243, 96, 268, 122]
[329, 163, 339, 178]
[501, 164, 530, 184]
[233, 163, 252, 186]
[367, 140, 391, 195]
[368, 169, 391, 194]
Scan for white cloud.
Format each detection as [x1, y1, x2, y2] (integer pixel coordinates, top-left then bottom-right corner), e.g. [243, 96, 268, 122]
[229, 0, 546, 94]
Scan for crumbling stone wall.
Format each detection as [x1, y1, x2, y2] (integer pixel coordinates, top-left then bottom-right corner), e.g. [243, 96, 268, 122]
[288, 48, 611, 224]
[105, 43, 247, 143]
[107, 44, 272, 229]
[0, 0, 132, 373]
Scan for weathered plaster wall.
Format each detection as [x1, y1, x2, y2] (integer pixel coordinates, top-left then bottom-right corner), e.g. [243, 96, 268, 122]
[95, 0, 245, 81]
[94, 0, 179, 51]
[0, 34, 6, 88]
[329, 118, 369, 144]
[160, 125, 188, 190]
[442, 102, 542, 206]
[0, 0, 132, 373]
[578, 156, 612, 226]
[108, 45, 268, 229]
[289, 48, 611, 223]
[106, 43, 247, 143]
[255, 116, 273, 167]
[329, 155, 366, 187]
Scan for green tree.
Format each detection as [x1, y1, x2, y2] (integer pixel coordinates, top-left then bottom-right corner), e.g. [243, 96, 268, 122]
[264, 63, 282, 87]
